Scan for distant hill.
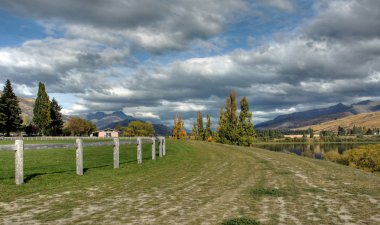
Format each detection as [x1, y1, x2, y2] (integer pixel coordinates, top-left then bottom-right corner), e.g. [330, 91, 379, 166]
[297, 111, 380, 133]
[86, 111, 171, 135]
[0, 92, 35, 122]
[86, 111, 136, 129]
[255, 100, 380, 129]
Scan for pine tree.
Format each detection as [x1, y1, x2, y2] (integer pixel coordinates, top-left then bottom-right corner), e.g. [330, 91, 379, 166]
[50, 98, 63, 136]
[196, 111, 205, 140]
[33, 82, 51, 135]
[238, 96, 255, 146]
[205, 114, 213, 140]
[0, 80, 22, 136]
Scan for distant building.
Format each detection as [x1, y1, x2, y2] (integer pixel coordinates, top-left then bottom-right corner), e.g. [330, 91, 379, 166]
[92, 129, 119, 138]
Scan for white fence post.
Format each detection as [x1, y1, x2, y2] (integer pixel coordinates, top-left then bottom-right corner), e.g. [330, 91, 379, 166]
[76, 139, 83, 175]
[163, 137, 166, 156]
[15, 140, 24, 185]
[159, 137, 163, 158]
[151, 138, 156, 160]
[113, 138, 119, 168]
[137, 138, 142, 164]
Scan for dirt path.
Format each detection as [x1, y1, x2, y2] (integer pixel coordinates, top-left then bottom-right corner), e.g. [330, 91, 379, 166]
[0, 141, 379, 224]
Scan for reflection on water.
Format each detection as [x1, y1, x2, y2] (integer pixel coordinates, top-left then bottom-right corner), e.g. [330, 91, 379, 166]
[253, 143, 367, 159]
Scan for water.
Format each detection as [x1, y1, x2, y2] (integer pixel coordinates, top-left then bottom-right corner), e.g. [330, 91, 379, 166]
[253, 143, 372, 159]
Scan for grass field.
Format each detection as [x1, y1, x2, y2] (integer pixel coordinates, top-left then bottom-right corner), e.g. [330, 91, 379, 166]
[0, 140, 379, 224]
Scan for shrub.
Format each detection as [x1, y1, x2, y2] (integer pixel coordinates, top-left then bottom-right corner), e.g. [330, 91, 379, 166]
[343, 145, 380, 172]
[324, 151, 348, 165]
[221, 217, 260, 225]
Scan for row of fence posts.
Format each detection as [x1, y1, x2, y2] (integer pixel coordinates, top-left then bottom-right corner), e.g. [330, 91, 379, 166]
[14, 137, 166, 185]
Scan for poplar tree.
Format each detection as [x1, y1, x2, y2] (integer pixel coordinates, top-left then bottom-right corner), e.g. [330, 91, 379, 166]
[33, 82, 51, 135]
[238, 96, 255, 146]
[0, 80, 22, 136]
[191, 121, 198, 139]
[172, 114, 186, 139]
[196, 111, 205, 140]
[50, 98, 63, 136]
[205, 114, 213, 140]
[225, 90, 239, 144]
[217, 107, 228, 143]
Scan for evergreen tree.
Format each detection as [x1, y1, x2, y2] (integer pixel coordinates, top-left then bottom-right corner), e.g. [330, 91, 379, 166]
[0, 80, 22, 136]
[196, 111, 205, 140]
[238, 96, 255, 146]
[205, 114, 213, 140]
[50, 98, 63, 136]
[33, 82, 51, 135]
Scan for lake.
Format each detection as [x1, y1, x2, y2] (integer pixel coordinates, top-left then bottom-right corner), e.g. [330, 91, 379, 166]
[253, 143, 374, 159]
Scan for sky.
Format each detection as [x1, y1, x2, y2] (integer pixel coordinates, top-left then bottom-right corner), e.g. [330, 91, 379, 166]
[0, 0, 380, 128]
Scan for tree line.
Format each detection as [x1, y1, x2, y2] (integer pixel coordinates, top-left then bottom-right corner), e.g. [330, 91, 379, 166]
[172, 91, 256, 146]
[0, 80, 96, 137]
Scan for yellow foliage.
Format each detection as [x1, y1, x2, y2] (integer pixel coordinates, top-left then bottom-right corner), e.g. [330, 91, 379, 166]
[207, 136, 213, 142]
[324, 145, 380, 172]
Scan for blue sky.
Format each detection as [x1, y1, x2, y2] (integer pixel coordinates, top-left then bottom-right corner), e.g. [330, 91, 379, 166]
[0, 0, 380, 128]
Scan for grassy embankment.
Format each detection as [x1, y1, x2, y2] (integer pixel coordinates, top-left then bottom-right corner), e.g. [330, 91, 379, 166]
[1, 140, 380, 224]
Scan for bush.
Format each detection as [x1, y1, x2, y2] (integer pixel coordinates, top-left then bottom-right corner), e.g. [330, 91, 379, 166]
[343, 145, 380, 172]
[324, 145, 380, 172]
[221, 217, 260, 225]
[324, 151, 348, 165]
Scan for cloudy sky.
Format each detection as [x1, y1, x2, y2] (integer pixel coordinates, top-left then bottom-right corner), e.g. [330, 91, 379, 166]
[1, 0, 380, 128]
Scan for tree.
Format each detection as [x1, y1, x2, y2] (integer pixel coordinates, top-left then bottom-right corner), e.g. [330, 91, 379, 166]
[50, 98, 64, 136]
[205, 114, 213, 141]
[0, 80, 22, 136]
[238, 96, 255, 146]
[63, 117, 96, 136]
[191, 121, 198, 140]
[172, 115, 186, 139]
[218, 91, 239, 144]
[124, 121, 155, 137]
[196, 111, 205, 140]
[217, 107, 228, 143]
[33, 82, 51, 135]
[338, 126, 345, 136]
[308, 128, 314, 138]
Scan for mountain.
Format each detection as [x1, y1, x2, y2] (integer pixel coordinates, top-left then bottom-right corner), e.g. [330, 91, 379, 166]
[105, 118, 172, 136]
[86, 111, 171, 135]
[297, 111, 380, 133]
[86, 111, 136, 129]
[255, 100, 380, 129]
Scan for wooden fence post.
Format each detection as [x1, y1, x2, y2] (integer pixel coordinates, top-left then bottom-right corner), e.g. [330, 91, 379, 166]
[151, 138, 156, 160]
[137, 138, 142, 164]
[15, 140, 24, 185]
[113, 138, 119, 168]
[76, 139, 83, 175]
[159, 137, 163, 158]
[163, 138, 166, 156]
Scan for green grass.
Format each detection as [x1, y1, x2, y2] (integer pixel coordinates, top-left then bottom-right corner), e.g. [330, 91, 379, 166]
[1, 140, 380, 224]
[221, 217, 260, 225]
